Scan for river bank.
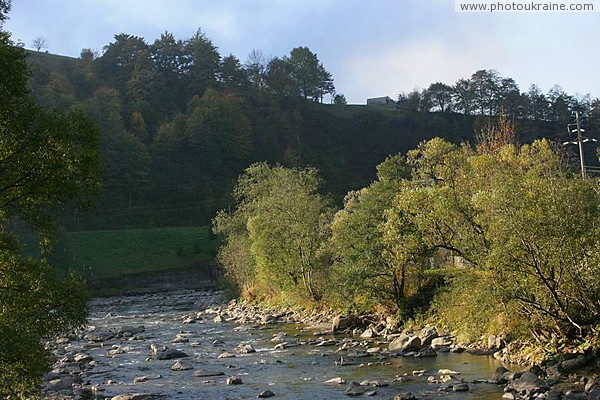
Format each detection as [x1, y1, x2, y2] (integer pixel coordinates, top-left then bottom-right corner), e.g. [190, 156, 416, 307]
[42, 290, 598, 399]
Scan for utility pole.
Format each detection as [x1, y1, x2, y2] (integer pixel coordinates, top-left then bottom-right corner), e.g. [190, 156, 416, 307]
[564, 111, 597, 179]
[576, 111, 586, 179]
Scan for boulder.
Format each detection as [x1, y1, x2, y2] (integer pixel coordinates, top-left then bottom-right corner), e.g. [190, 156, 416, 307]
[418, 327, 438, 346]
[389, 335, 421, 353]
[561, 354, 590, 372]
[431, 336, 454, 347]
[492, 367, 509, 384]
[414, 345, 437, 358]
[508, 371, 549, 395]
[258, 390, 275, 398]
[332, 315, 359, 333]
[360, 328, 374, 339]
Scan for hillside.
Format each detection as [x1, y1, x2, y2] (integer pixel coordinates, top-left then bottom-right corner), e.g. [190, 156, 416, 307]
[25, 48, 580, 231]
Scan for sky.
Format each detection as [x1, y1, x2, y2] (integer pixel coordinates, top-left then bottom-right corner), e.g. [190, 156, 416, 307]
[4, 0, 600, 104]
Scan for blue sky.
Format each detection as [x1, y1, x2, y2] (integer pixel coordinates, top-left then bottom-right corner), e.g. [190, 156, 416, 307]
[5, 0, 599, 104]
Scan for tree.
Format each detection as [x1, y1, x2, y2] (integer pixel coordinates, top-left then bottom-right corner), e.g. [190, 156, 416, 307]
[386, 136, 600, 342]
[219, 54, 249, 89]
[316, 63, 335, 103]
[424, 82, 454, 112]
[546, 85, 576, 125]
[497, 77, 523, 118]
[288, 46, 321, 100]
[333, 93, 347, 105]
[244, 49, 267, 90]
[470, 69, 500, 115]
[265, 57, 296, 96]
[330, 155, 410, 312]
[31, 36, 47, 52]
[214, 163, 333, 302]
[80, 47, 98, 61]
[185, 89, 252, 179]
[182, 29, 220, 97]
[525, 84, 549, 121]
[1, 12, 101, 396]
[453, 78, 476, 115]
[97, 33, 149, 92]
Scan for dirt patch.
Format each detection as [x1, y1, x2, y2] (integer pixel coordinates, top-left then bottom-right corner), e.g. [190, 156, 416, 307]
[88, 263, 221, 296]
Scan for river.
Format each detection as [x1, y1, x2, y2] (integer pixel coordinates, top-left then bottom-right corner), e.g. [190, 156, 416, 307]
[46, 290, 516, 399]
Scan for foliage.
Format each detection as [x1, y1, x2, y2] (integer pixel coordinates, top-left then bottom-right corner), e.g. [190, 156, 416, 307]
[386, 136, 600, 341]
[0, 234, 88, 398]
[0, 15, 100, 396]
[214, 163, 333, 302]
[329, 155, 410, 312]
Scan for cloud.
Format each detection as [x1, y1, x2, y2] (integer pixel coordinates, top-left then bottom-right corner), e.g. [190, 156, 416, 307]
[338, 40, 509, 104]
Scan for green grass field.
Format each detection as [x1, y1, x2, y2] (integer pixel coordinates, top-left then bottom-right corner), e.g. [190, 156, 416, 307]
[56, 226, 218, 279]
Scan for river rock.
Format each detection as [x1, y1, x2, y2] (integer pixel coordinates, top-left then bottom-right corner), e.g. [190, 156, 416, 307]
[394, 392, 418, 400]
[389, 334, 421, 353]
[134, 374, 162, 383]
[332, 315, 359, 333]
[508, 371, 548, 395]
[118, 325, 145, 337]
[73, 353, 93, 363]
[438, 369, 461, 376]
[193, 370, 225, 377]
[111, 395, 165, 400]
[360, 328, 374, 338]
[418, 327, 438, 346]
[171, 360, 193, 371]
[344, 382, 368, 396]
[492, 366, 510, 384]
[235, 343, 256, 354]
[271, 332, 287, 342]
[84, 331, 114, 342]
[257, 389, 275, 398]
[150, 344, 167, 354]
[226, 376, 243, 385]
[414, 345, 437, 358]
[324, 377, 346, 385]
[588, 386, 600, 400]
[431, 336, 454, 347]
[218, 352, 235, 359]
[561, 354, 590, 372]
[156, 349, 188, 360]
[453, 383, 469, 392]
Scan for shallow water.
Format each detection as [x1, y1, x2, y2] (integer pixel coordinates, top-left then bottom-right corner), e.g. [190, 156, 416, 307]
[70, 290, 513, 399]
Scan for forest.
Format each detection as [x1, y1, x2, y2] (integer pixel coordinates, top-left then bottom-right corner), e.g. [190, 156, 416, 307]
[22, 30, 600, 230]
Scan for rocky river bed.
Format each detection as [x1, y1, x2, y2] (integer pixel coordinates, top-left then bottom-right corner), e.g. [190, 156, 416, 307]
[42, 290, 598, 400]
